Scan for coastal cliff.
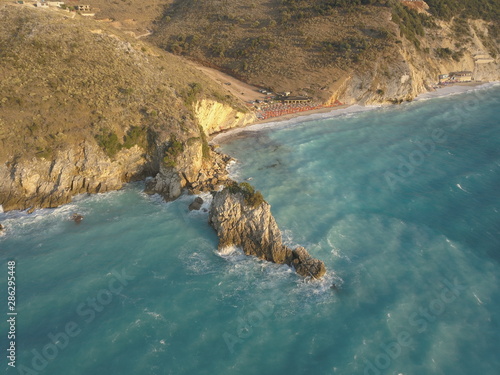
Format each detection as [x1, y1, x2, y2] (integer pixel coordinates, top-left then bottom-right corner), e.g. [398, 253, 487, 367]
[0, 4, 248, 212]
[0, 142, 146, 212]
[0, 108, 245, 212]
[333, 18, 500, 105]
[144, 137, 234, 201]
[209, 183, 326, 279]
[153, 0, 500, 105]
[194, 99, 256, 134]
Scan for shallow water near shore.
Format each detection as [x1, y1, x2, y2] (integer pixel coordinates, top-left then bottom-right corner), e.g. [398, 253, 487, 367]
[1, 86, 499, 375]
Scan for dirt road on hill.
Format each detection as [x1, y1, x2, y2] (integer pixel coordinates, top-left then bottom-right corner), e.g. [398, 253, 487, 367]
[187, 62, 267, 103]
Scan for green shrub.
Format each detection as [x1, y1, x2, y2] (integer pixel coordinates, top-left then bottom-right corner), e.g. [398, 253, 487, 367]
[435, 47, 453, 59]
[35, 147, 53, 160]
[118, 87, 134, 95]
[163, 156, 176, 167]
[390, 2, 436, 48]
[162, 135, 184, 167]
[226, 182, 265, 208]
[198, 125, 210, 159]
[123, 126, 146, 149]
[95, 131, 122, 157]
[425, 0, 499, 22]
[183, 82, 203, 106]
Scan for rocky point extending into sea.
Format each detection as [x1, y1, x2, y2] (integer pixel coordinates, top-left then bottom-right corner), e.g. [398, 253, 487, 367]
[208, 182, 326, 279]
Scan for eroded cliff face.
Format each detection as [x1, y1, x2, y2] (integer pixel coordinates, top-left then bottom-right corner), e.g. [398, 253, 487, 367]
[0, 142, 146, 212]
[194, 99, 256, 134]
[143, 101, 250, 202]
[331, 19, 500, 105]
[0, 4, 255, 213]
[144, 140, 233, 201]
[0, 98, 251, 212]
[209, 187, 326, 279]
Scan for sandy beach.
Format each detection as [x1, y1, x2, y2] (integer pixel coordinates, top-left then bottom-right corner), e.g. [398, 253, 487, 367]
[254, 104, 351, 125]
[414, 81, 494, 101]
[211, 81, 499, 144]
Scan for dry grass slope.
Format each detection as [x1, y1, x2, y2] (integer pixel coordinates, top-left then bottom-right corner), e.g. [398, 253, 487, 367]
[0, 3, 244, 164]
[150, 0, 499, 102]
[150, 0, 403, 100]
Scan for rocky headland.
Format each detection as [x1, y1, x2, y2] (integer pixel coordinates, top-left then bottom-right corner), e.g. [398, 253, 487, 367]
[0, 4, 252, 212]
[209, 182, 326, 279]
[2, 1, 499, 280]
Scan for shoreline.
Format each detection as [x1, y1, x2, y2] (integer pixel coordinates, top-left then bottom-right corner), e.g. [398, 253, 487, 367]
[254, 104, 351, 125]
[211, 81, 499, 145]
[1, 82, 498, 216]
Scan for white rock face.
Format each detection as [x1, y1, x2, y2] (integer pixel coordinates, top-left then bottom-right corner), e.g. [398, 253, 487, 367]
[194, 99, 256, 134]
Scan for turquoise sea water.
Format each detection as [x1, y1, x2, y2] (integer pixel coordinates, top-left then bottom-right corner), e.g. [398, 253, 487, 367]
[1, 85, 499, 375]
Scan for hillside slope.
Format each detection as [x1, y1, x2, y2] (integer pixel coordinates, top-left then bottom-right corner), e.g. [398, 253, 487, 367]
[0, 3, 252, 211]
[151, 0, 500, 104]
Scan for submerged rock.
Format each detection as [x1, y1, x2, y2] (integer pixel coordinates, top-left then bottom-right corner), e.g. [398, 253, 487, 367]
[189, 197, 204, 211]
[208, 183, 326, 279]
[71, 213, 84, 224]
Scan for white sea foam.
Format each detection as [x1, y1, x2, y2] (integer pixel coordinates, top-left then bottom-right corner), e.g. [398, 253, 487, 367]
[473, 292, 484, 305]
[226, 159, 241, 180]
[216, 245, 243, 257]
[178, 238, 219, 275]
[0, 202, 84, 240]
[145, 309, 165, 321]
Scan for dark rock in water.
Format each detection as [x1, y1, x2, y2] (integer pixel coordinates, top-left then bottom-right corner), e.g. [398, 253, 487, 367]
[72, 213, 84, 224]
[0, 223, 4, 231]
[189, 197, 204, 211]
[291, 247, 326, 279]
[209, 184, 326, 279]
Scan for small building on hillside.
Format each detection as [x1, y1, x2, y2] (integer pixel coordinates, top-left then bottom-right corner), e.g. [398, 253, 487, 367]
[438, 74, 449, 83]
[475, 58, 494, 64]
[449, 71, 473, 82]
[279, 96, 312, 104]
[76, 4, 90, 11]
[474, 53, 494, 64]
[47, 1, 64, 6]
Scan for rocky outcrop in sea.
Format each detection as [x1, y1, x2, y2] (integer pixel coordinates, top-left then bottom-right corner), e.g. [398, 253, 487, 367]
[208, 183, 326, 279]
